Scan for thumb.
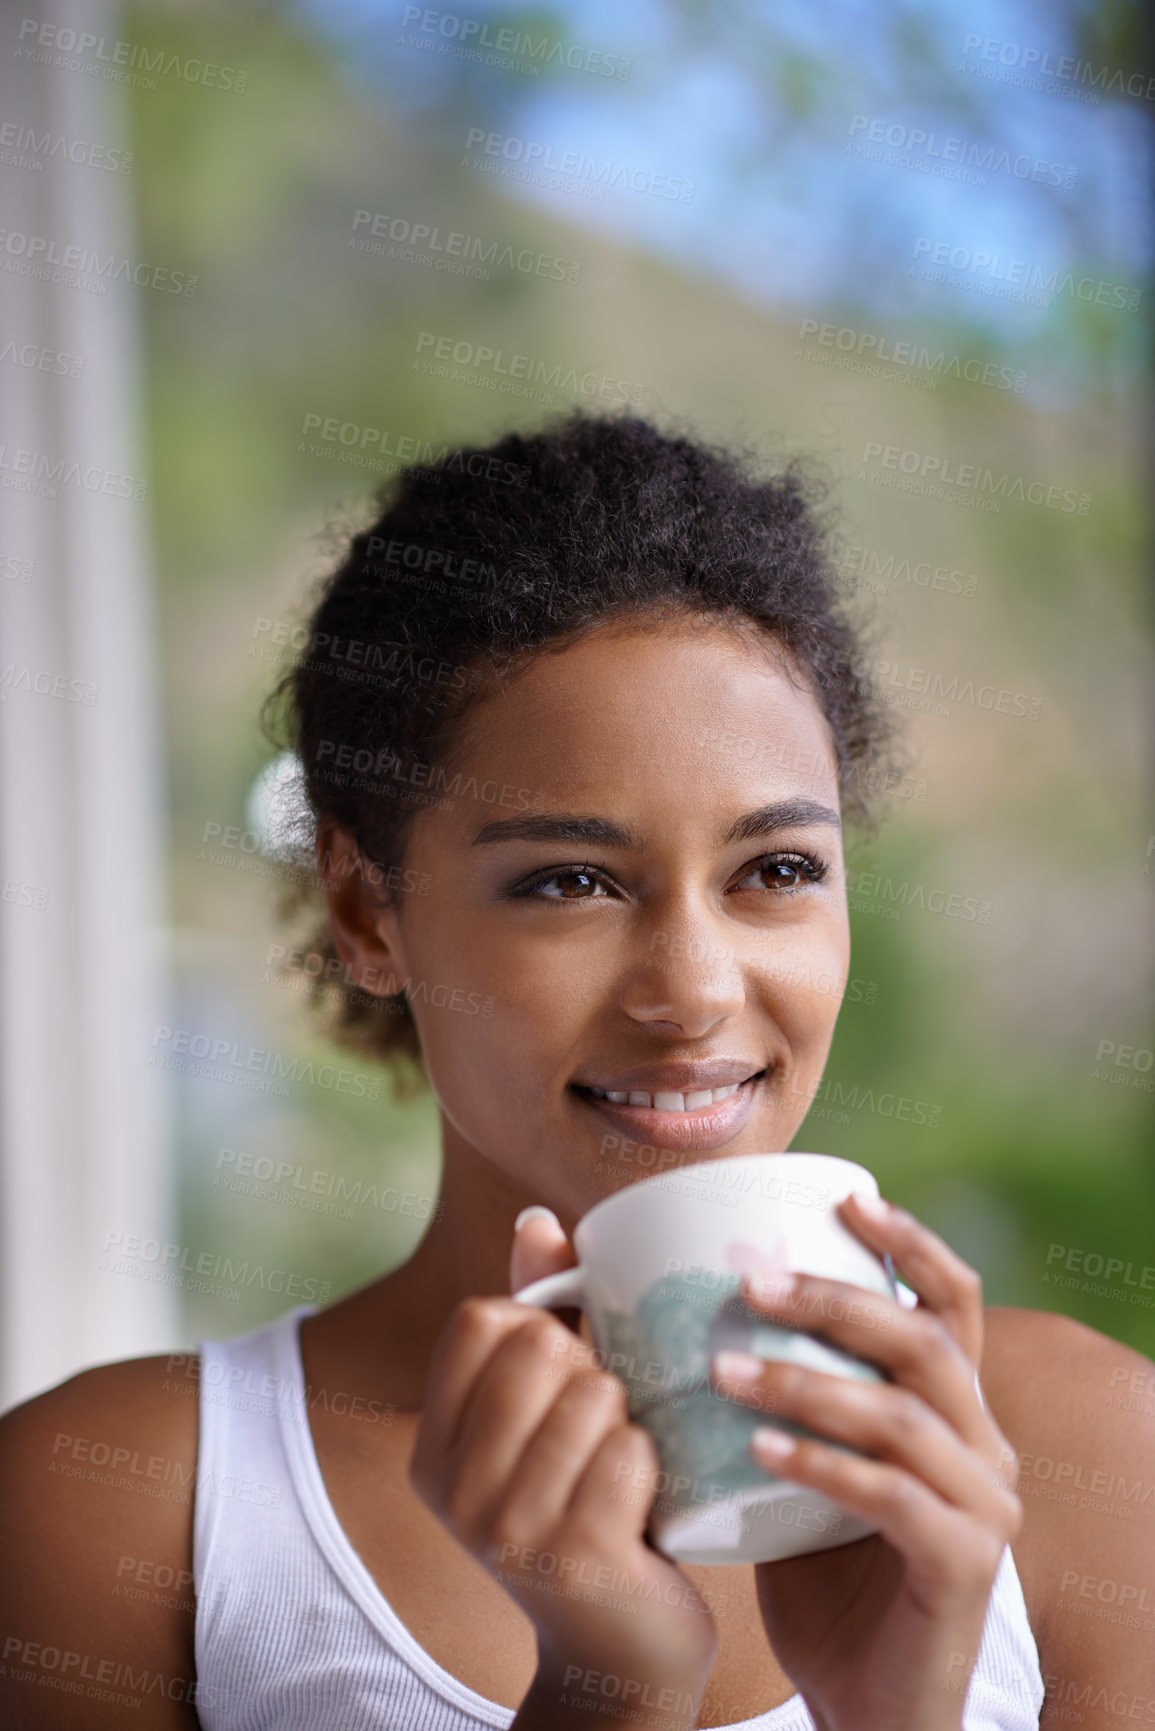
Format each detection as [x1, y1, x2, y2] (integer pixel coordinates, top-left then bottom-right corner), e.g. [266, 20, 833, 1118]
[509, 1204, 576, 1297]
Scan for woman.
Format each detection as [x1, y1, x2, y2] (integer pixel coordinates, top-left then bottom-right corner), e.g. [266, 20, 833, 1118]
[1, 413, 1151, 1731]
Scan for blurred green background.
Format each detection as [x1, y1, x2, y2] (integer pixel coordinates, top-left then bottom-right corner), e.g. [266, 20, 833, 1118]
[124, 0, 1153, 1351]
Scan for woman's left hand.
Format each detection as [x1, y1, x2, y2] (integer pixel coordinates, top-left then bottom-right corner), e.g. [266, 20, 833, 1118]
[709, 1192, 1022, 1731]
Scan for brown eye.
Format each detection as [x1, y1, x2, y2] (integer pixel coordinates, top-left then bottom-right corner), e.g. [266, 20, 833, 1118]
[530, 867, 611, 900]
[553, 869, 600, 898]
[733, 852, 828, 893]
[761, 860, 805, 889]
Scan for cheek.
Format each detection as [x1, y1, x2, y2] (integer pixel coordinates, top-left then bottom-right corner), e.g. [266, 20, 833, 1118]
[410, 998, 567, 1180]
[756, 916, 851, 1037]
[397, 902, 578, 1122]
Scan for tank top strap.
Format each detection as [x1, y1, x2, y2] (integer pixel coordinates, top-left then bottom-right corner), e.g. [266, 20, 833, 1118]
[959, 1538, 1046, 1728]
[193, 1304, 517, 1729]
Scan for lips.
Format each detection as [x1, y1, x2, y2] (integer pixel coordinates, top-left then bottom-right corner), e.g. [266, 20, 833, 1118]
[571, 1066, 767, 1153]
[572, 1059, 764, 1095]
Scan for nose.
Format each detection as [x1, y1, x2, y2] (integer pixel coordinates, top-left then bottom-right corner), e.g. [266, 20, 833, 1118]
[619, 911, 746, 1038]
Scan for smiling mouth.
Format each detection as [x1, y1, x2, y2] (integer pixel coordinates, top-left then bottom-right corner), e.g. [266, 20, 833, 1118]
[571, 1070, 767, 1115]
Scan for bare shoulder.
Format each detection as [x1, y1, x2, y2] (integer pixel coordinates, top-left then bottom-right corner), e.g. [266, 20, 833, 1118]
[0, 1353, 202, 1728]
[980, 1306, 1155, 1727]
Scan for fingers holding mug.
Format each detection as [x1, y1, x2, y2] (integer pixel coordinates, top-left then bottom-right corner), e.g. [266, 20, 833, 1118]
[737, 1263, 986, 1454]
[836, 1192, 986, 1368]
[509, 1203, 576, 1297]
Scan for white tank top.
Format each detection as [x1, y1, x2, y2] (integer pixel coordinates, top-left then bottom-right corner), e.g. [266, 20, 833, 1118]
[193, 1303, 1045, 1730]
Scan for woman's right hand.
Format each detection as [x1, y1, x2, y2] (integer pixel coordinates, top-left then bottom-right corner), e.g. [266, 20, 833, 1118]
[408, 1209, 718, 1729]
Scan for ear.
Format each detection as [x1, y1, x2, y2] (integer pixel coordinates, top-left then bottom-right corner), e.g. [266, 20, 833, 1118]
[315, 820, 409, 992]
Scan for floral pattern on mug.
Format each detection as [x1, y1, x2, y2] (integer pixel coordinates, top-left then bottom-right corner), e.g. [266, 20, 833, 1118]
[598, 1260, 885, 1512]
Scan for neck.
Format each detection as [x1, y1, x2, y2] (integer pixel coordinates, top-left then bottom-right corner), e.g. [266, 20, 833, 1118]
[315, 1123, 580, 1408]
[411, 1128, 574, 1297]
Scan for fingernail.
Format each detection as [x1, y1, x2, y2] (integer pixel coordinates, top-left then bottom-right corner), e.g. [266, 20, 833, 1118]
[751, 1426, 795, 1460]
[851, 1192, 889, 1220]
[514, 1205, 561, 1233]
[713, 1350, 764, 1383]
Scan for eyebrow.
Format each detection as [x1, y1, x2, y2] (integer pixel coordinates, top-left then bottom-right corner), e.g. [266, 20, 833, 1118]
[471, 797, 841, 849]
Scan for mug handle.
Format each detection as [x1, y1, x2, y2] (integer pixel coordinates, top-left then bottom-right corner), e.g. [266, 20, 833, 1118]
[512, 1265, 588, 1310]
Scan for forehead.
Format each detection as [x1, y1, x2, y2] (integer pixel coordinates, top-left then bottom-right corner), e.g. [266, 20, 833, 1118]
[448, 616, 841, 807]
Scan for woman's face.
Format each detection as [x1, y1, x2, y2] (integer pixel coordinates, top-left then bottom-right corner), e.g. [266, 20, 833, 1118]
[340, 615, 851, 1223]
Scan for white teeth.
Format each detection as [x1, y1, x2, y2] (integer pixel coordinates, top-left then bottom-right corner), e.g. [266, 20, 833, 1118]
[585, 1080, 749, 1112]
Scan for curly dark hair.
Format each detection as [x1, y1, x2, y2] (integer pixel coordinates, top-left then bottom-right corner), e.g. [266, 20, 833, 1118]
[264, 409, 903, 1097]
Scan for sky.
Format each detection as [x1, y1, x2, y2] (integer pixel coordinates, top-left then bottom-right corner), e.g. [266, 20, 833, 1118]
[285, 0, 1152, 395]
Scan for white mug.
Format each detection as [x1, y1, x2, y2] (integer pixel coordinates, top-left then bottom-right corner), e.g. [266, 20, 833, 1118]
[513, 1152, 897, 1565]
